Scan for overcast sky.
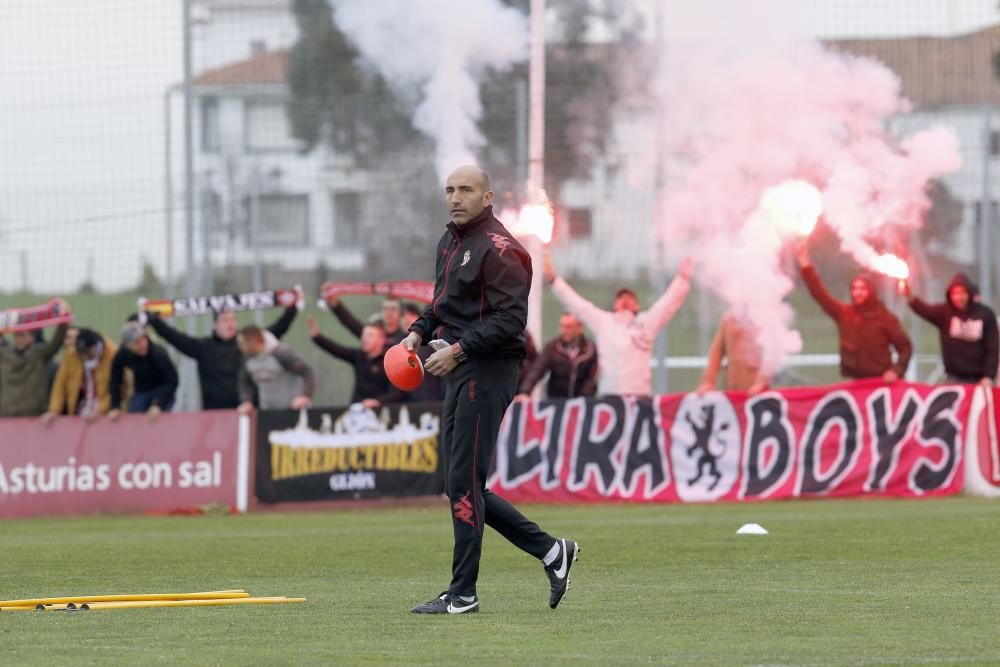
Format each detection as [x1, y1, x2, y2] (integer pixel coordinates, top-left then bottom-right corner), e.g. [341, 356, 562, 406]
[0, 0, 997, 291]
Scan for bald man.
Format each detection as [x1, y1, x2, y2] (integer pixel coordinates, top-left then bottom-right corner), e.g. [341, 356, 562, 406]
[404, 165, 579, 615]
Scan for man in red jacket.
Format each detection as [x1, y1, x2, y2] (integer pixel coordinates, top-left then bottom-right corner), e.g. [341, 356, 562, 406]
[404, 165, 578, 615]
[795, 242, 912, 381]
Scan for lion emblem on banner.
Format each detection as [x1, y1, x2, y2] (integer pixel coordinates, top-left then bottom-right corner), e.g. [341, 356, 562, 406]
[669, 393, 741, 501]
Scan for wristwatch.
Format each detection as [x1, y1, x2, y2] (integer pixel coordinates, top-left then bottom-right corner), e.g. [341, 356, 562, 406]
[450, 343, 467, 364]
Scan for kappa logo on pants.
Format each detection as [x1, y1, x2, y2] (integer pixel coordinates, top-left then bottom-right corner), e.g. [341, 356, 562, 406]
[452, 492, 475, 527]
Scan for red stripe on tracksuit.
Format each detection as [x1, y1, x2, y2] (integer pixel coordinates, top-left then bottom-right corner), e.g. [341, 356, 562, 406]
[432, 242, 461, 321]
[472, 413, 481, 530]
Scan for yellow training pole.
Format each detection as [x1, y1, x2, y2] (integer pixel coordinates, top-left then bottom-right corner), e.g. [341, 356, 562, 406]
[0, 606, 37, 612]
[35, 603, 76, 611]
[82, 597, 306, 611]
[0, 590, 248, 608]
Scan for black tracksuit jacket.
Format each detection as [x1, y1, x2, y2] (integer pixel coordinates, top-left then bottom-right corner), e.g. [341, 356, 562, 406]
[409, 205, 530, 360]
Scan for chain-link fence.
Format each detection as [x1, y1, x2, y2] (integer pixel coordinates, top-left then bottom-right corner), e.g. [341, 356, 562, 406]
[2, 0, 999, 407]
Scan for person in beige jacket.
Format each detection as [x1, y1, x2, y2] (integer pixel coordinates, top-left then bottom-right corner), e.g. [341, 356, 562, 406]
[44, 327, 123, 422]
[696, 308, 769, 395]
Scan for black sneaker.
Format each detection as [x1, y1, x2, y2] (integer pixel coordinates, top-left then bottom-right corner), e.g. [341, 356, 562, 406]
[410, 592, 480, 615]
[544, 538, 579, 609]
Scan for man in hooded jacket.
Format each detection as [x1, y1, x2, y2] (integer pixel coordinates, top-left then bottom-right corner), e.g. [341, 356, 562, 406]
[904, 273, 998, 385]
[795, 243, 912, 381]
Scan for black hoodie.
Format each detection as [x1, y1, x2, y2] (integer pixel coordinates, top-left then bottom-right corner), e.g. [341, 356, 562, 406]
[410, 205, 530, 360]
[909, 273, 999, 382]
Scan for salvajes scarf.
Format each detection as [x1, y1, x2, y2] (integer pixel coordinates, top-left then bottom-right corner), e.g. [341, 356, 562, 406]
[139, 287, 304, 322]
[0, 299, 72, 333]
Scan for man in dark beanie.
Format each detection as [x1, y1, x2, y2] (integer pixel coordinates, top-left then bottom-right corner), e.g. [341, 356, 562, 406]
[107, 320, 179, 422]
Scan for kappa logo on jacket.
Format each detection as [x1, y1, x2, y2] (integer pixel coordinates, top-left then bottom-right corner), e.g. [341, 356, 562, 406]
[486, 232, 511, 256]
[461, 250, 471, 267]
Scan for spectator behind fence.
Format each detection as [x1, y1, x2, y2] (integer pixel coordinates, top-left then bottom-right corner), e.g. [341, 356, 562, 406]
[544, 250, 692, 396]
[145, 304, 297, 409]
[236, 325, 315, 413]
[399, 302, 445, 403]
[0, 304, 69, 417]
[45, 327, 121, 422]
[320, 286, 407, 345]
[49, 324, 80, 404]
[903, 273, 998, 386]
[516, 312, 598, 401]
[107, 321, 178, 423]
[62, 325, 79, 352]
[521, 329, 539, 387]
[696, 308, 769, 395]
[402, 302, 422, 329]
[794, 242, 911, 381]
[378, 297, 406, 344]
[308, 316, 402, 408]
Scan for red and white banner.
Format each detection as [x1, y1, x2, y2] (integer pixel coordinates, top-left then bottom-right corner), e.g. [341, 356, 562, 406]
[963, 385, 1000, 497]
[319, 280, 434, 303]
[490, 380, 970, 503]
[977, 387, 1000, 485]
[0, 412, 250, 519]
[0, 298, 72, 333]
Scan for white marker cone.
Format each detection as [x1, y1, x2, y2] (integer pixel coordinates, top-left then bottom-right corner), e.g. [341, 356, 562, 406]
[737, 523, 768, 535]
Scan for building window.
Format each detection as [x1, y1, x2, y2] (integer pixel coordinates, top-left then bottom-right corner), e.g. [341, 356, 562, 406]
[201, 97, 220, 153]
[201, 189, 224, 243]
[332, 192, 363, 249]
[247, 194, 310, 246]
[245, 102, 299, 152]
[566, 207, 593, 240]
[991, 130, 1000, 157]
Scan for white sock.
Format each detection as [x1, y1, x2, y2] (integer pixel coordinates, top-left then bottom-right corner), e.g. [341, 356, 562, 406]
[458, 595, 476, 603]
[542, 540, 561, 566]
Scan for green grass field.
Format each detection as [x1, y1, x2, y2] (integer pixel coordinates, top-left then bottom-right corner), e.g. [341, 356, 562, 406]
[2, 497, 999, 665]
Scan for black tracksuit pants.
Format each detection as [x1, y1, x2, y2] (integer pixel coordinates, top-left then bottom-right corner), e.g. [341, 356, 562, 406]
[442, 356, 555, 597]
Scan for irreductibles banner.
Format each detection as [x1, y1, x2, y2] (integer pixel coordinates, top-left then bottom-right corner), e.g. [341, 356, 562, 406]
[255, 403, 445, 503]
[489, 380, 970, 503]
